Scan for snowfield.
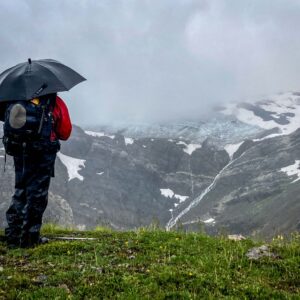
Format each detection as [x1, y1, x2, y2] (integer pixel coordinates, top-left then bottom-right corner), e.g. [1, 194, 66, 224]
[85, 130, 115, 139]
[160, 188, 189, 202]
[160, 188, 174, 198]
[203, 218, 215, 224]
[224, 141, 244, 159]
[222, 92, 300, 139]
[160, 188, 189, 212]
[57, 152, 86, 181]
[280, 160, 300, 183]
[176, 141, 202, 155]
[124, 137, 134, 145]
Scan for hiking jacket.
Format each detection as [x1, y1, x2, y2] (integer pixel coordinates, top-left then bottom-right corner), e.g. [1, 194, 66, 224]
[51, 96, 72, 141]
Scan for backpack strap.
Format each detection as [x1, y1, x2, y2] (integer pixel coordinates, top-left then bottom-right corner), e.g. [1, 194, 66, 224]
[37, 93, 57, 139]
[37, 98, 50, 134]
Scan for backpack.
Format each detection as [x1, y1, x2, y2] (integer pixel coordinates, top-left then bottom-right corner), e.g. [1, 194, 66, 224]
[2, 94, 57, 156]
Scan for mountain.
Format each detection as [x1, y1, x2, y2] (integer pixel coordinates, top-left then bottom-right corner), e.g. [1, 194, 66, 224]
[1, 91, 300, 237]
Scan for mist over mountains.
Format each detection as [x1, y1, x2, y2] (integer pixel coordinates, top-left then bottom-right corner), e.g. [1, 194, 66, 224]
[2, 1, 300, 125]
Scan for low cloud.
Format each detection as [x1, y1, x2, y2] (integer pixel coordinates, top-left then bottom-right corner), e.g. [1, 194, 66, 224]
[1, 0, 300, 126]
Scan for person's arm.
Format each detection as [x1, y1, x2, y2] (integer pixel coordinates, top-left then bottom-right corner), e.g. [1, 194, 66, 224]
[54, 96, 72, 140]
[0, 102, 6, 122]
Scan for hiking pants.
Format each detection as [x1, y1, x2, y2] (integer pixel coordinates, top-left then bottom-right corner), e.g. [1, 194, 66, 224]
[5, 151, 56, 247]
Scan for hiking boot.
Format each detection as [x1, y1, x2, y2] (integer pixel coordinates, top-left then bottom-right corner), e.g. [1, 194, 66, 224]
[20, 236, 49, 248]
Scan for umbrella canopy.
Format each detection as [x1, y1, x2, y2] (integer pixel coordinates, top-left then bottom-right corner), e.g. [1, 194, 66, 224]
[0, 58, 86, 102]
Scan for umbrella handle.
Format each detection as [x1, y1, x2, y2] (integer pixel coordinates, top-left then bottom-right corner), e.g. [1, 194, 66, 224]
[32, 83, 48, 98]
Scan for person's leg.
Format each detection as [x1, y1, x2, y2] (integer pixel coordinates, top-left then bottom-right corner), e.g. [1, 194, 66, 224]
[5, 156, 26, 247]
[20, 152, 56, 248]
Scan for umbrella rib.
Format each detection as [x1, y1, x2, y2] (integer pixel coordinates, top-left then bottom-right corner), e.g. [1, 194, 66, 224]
[0, 63, 24, 84]
[33, 62, 69, 91]
[36, 60, 86, 86]
[0, 66, 28, 100]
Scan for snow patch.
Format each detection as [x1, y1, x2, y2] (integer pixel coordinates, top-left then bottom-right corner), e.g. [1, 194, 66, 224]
[203, 218, 215, 224]
[253, 133, 283, 142]
[224, 142, 243, 159]
[176, 141, 201, 155]
[160, 188, 189, 202]
[85, 130, 115, 139]
[174, 194, 189, 203]
[182, 217, 216, 225]
[161, 188, 189, 210]
[160, 188, 174, 198]
[57, 152, 86, 181]
[124, 137, 134, 145]
[280, 160, 300, 183]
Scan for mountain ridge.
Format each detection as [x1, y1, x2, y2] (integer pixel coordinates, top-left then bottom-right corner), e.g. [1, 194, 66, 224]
[1, 91, 300, 237]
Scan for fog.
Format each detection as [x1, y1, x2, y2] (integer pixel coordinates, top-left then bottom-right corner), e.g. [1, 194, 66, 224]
[1, 0, 300, 126]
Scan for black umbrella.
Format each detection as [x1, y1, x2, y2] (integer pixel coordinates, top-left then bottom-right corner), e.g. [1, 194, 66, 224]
[0, 58, 86, 102]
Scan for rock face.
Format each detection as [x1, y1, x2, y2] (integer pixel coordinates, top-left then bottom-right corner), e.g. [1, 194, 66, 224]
[51, 126, 230, 230]
[43, 192, 74, 227]
[175, 130, 300, 236]
[1, 92, 300, 237]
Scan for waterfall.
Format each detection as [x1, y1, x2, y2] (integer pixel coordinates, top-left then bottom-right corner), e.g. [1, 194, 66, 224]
[166, 152, 246, 231]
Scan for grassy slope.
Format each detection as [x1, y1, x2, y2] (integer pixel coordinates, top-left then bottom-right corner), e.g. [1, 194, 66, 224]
[0, 226, 299, 299]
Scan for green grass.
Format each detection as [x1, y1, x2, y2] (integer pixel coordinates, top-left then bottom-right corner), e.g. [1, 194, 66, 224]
[0, 227, 299, 299]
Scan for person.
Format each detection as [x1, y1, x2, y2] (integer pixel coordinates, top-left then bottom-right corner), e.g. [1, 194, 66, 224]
[0, 93, 72, 248]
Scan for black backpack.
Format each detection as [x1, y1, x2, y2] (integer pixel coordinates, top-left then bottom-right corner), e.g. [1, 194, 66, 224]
[2, 94, 58, 156]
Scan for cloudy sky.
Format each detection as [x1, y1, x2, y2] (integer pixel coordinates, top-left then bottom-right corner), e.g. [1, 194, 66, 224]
[1, 0, 300, 126]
